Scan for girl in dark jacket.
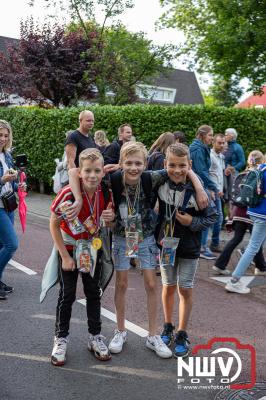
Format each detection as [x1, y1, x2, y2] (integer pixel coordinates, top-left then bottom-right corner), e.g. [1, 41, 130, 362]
[148, 132, 175, 171]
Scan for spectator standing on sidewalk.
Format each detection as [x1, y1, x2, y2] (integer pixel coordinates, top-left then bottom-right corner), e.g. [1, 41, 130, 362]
[225, 152, 266, 294]
[94, 130, 110, 155]
[147, 132, 175, 170]
[223, 128, 246, 205]
[189, 125, 218, 260]
[203, 133, 225, 253]
[0, 120, 26, 300]
[173, 131, 187, 144]
[103, 123, 133, 172]
[224, 128, 246, 176]
[65, 110, 96, 169]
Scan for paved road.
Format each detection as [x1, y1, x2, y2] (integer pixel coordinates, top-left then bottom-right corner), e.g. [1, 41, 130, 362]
[0, 207, 265, 400]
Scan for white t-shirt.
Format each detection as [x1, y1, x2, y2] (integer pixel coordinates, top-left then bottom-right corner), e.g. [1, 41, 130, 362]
[0, 152, 12, 208]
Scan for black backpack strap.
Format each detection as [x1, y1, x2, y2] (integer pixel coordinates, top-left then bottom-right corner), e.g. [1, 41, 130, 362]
[110, 170, 124, 210]
[179, 189, 193, 212]
[101, 179, 112, 208]
[141, 171, 154, 208]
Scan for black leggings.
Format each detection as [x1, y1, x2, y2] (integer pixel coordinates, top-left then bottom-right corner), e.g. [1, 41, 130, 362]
[55, 253, 102, 338]
[215, 221, 266, 270]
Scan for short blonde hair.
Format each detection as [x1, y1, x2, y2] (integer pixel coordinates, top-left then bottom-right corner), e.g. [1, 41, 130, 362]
[166, 143, 190, 161]
[79, 148, 104, 168]
[94, 130, 110, 146]
[119, 141, 148, 164]
[0, 120, 13, 151]
[247, 150, 265, 166]
[79, 110, 94, 121]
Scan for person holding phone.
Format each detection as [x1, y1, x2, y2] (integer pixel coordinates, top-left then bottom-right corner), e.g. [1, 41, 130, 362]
[0, 120, 26, 300]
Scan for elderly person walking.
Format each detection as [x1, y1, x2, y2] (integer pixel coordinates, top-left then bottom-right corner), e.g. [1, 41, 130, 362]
[224, 128, 246, 175]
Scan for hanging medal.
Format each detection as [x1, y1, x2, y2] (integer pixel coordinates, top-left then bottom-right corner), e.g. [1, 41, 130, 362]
[92, 237, 102, 250]
[83, 189, 99, 235]
[124, 178, 141, 257]
[159, 191, 184, 268]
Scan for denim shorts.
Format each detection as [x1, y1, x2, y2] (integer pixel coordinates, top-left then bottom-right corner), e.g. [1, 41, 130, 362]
[113, 235, 158, 271]
[160, 257, 198, 288]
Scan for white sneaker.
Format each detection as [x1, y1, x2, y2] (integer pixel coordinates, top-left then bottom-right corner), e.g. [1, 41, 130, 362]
[212, 265, 231, 275]
[108, 330, 127, 354]
[225, 279, 250, 294]
[88, 334, 111, 361]
[51, 336, 68, 366]
[254, 268, 266, 276]
[146, 335, 172, 359]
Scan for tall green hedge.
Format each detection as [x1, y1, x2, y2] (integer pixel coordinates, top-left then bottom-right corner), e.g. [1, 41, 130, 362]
[0, 104, 265, 186]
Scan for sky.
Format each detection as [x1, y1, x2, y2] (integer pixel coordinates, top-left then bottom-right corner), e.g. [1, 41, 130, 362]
[0, 0, 181, 44]
[0, 0, 192, 70]
[1, 0, 243, 94]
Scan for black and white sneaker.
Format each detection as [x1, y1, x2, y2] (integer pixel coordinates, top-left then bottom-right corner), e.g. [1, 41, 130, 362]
[88, 334, 111, 361]
[0, 281, 13, 293]
[0, 289, 7, 300]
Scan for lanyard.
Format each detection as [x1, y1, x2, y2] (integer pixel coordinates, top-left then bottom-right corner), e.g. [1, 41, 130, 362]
[123, 174, 140, 216]
[165, 190, 185, 237]
[83, 186, 100, 228]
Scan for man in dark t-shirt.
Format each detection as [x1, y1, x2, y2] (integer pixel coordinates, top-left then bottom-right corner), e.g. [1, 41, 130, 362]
[65, 110, 96, 168]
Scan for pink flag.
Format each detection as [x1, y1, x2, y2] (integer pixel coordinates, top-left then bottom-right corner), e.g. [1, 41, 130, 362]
[18, 171, 28, 233]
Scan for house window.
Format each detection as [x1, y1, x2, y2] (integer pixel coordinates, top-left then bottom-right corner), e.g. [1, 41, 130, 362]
[136, 85, 176, 104]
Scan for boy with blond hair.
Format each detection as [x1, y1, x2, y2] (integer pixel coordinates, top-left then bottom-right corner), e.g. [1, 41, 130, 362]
[157, 144, 217, 358]
[50, 148, 115, 366]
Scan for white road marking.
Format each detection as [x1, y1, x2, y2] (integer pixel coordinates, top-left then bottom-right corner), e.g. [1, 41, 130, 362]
[77, 299, 149, 338]
[108, 285, 135, 291]
[9, 259, 37, 276]
[32, 314, 86, 325]
[0, 352, 117, 379]
[9, 259, 148, 338]
[92, 365, 173, 380]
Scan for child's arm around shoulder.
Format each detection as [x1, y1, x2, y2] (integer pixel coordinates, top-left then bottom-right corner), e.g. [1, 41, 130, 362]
[67, 168, 83, 219]
[189, 191, 218, 232]
[50, 211, 75, 271]
[187, 170, 209, 209]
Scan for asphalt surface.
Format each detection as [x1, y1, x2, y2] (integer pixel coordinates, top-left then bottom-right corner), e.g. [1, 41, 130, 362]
[0, 192, 265, 400]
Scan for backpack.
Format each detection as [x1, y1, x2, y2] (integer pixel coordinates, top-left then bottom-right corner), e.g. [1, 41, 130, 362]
[52, 153, 69, 194]
[232, 168, 265, 208]
[110, 170, 156, 210]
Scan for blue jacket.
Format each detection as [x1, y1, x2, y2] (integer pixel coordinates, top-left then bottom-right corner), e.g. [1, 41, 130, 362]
[248, 164, 266, 220]
[0, 151, 18, 192]
[189, 139, 217, 192]
[224, 140, 245, 172]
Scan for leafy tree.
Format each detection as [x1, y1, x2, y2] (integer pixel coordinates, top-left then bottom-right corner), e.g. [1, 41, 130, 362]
[208, 76, 243, 107]
[0, 19, 102, 106]
[159, 0, 266, 92]
[29, 0, 176, 105]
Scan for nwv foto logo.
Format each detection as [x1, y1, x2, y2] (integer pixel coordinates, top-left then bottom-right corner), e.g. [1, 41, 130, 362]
[177, 338, 256, 390]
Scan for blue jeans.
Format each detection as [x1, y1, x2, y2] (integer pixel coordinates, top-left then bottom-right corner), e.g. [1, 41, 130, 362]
[232, 216, 266, 279]
[201, 196, 223, 248]
[0, 208, 18, 281]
